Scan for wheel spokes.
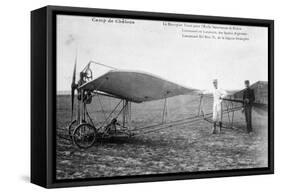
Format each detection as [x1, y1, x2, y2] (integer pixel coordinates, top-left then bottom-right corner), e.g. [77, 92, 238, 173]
[73, 124, 96, 149]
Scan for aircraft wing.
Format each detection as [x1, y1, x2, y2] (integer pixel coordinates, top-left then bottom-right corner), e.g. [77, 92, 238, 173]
[79, 70, 198, 103]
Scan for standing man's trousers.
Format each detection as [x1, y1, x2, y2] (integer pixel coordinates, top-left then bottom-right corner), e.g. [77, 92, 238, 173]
[245, 106, 253, 133]
[213, 102, 222, 122]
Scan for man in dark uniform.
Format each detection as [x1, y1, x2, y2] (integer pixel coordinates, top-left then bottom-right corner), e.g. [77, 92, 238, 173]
[243, 80, 255, 133]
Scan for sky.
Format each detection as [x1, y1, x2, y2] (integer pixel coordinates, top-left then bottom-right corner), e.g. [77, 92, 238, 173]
[57, 15, 268, 92]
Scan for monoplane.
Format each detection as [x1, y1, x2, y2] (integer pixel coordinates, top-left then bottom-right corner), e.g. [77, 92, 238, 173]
[65, 59, 268, 149]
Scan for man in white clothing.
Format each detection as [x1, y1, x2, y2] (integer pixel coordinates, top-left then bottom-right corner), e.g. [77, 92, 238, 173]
[212, 79, 227, 134]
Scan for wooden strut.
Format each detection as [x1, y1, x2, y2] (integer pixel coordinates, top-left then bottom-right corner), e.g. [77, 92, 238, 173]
[231, 102, 235, 127]
[77, 90, 87, 125]
[198, 94, 204, 116]
[162, 97, 168, 124]
[128, 101, 132, 130]
[122, 100, 132, 130]
[122, 100, 127, 128]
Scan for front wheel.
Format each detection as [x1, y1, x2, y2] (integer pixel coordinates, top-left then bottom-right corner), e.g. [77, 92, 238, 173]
[73, 123, 97, 149]
[68, 120, 78, 140]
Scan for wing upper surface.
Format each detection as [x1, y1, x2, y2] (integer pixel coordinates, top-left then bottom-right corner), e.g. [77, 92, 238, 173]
[79, 70, 198, 103]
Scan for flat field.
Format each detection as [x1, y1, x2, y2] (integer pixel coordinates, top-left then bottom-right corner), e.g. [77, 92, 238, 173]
[56, 94, 268, 179]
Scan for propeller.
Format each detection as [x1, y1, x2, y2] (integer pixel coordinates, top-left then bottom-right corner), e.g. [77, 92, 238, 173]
[71, 55, 77, 121]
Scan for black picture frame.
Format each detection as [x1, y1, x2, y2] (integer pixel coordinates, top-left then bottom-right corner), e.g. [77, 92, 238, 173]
[31, 5, 274, 188]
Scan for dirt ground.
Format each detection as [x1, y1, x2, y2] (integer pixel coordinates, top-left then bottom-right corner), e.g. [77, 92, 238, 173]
[56, 94, 268, 179]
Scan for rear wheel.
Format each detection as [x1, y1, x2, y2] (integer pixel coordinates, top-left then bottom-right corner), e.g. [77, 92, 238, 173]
[73, 123, 97, 149]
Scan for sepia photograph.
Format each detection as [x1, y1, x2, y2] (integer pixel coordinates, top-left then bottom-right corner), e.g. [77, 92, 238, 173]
[56, 14, 269, 180]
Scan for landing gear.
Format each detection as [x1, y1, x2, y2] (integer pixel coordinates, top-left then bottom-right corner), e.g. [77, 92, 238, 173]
[68, 58, 133, 149]
[68, 120, 78, 139]
[68, 119, 89, 141]
[73, 123, 97, 149]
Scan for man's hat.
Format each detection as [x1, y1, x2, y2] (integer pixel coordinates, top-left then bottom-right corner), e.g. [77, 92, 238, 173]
[213, 79, 218, 83]
[244, 80, 250, 84]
